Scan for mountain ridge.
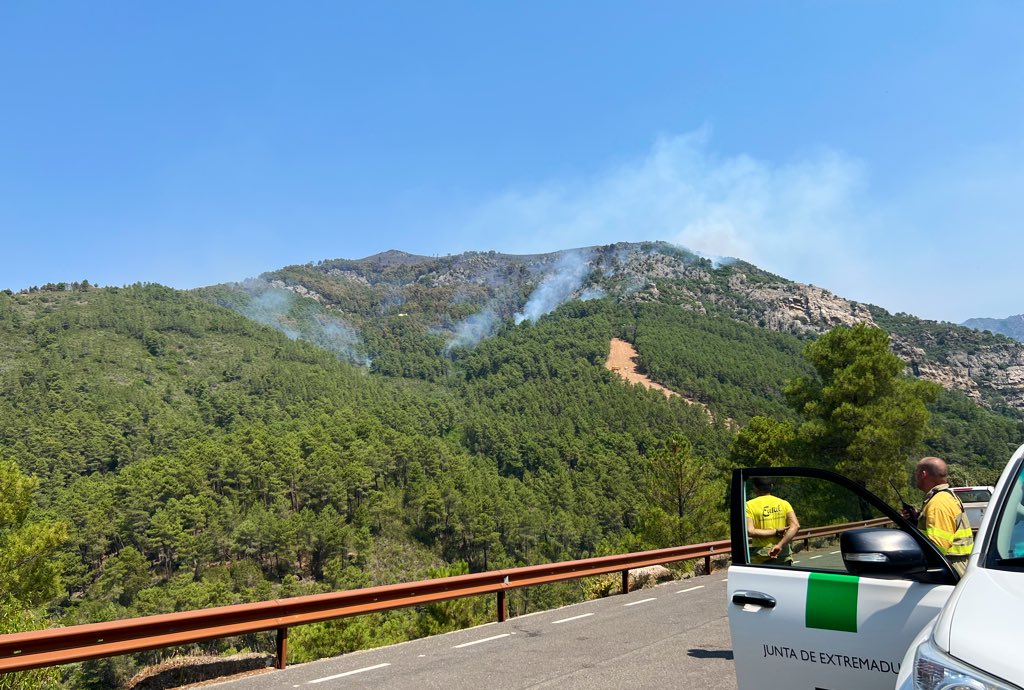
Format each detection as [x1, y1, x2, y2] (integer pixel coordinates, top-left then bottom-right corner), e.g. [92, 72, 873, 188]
[202, 241, 1024, 415]
[963, 313, 1024, 343]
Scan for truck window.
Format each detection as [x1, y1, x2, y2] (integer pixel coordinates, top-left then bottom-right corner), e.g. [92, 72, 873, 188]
[953, 489, 992, 503]
[990, 467, 1024, 566]
[743, 475, 890, 573]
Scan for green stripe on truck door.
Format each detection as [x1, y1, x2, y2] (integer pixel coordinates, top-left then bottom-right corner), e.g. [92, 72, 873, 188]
[805, 572, 858, 633]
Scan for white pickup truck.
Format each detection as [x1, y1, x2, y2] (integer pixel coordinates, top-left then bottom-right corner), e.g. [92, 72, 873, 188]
[951, 485, 995, 531]
[727, 443, 1024, 689]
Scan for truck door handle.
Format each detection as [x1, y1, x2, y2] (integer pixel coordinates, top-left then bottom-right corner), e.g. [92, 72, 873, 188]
[732, 590, 777, 608]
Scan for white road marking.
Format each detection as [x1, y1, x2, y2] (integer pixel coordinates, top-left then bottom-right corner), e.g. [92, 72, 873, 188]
[676, 585, 705, 594]
[810, 555, 823, 559]
[792, 560, 801, 564]
[624, 597, 657, 607]
[830, 550, 841, 554]
[721, 578, 729, 581]
[308, 663, 390, 683]
[552, 613, 595, 624]
[453, 633, 511, 649]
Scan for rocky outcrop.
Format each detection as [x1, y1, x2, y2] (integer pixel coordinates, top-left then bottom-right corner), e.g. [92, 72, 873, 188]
[323, 269, 373, 287]
[892, 335, 1024, 410]
[628, 565, 674, 588]
[738, 281, 876, 334]
[698, 262, 1024, 412]
[268, 279, 327, 303]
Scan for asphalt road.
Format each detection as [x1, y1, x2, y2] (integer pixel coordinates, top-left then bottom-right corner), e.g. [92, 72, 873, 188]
[791, 546, 845, 570]
[212, 572, 738, 690]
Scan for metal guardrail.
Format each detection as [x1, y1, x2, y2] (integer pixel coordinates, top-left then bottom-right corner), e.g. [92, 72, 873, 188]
[0, 518, 888, 676]
[794, 517, 892, 550]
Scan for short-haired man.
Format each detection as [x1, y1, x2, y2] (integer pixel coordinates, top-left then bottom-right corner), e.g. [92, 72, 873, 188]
[746, 476, 800, 565]
[913, 456, 974, 576]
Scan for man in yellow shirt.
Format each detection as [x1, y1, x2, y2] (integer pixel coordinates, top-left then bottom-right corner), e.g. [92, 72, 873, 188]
[746, 477, 800, 565]
[913, 456, 974, 576]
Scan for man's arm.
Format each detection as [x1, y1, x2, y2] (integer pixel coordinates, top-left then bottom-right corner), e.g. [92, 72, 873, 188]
[769, 511, 800, 558]
[746, 515, 778, 538]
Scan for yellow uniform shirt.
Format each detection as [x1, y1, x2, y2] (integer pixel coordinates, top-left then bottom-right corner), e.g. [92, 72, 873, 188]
[746, 495, 794, 549]
[918, 485, 974, 559]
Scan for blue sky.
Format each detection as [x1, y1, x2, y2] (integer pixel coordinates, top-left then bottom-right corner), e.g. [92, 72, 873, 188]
[2, 2, 1022, 323]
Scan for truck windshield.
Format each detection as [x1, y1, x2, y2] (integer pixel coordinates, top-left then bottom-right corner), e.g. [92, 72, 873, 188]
[990, 464, 1024, 570]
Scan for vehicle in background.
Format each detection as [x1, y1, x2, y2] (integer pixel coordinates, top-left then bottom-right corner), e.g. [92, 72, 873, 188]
[727, 443, 1024, 690]
[951, 485, 994, 531]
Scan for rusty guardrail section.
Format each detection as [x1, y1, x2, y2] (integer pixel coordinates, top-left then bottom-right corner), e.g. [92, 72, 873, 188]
[794, 517, 891, 550]
[0, 517, 888, 675]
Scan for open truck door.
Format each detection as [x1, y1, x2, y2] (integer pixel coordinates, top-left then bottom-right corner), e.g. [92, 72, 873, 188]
[727, 467, 958, 690]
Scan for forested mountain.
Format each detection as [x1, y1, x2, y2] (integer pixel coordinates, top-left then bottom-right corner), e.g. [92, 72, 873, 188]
[0, 285, 736, 687]
[963, 313, 1024, 343]
[201, 242, 1024, 413]
[3, 243, 1023, 688]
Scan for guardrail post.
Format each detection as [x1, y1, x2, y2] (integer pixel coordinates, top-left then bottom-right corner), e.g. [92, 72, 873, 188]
[497, 591, 507, 622]
[275, 627, 288, 670]
[621, 569, 629, 594]
[704, 555, 712, 575]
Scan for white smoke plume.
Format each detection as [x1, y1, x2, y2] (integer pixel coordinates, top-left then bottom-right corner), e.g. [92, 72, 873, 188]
[459, 128, 868, 297]
[241, 286, 300, 340]
[445, 306, 500, 352]
[691, 251, 737, 270]
[514, 249, 594, 325]
[237, 281, 369, 366]
[308, 315, 370, 367]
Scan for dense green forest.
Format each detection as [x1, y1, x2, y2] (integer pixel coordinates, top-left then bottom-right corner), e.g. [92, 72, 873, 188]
[0, 287, 731, 687]
[629, 302, 816, 423]
[1, 282, 1021, 688]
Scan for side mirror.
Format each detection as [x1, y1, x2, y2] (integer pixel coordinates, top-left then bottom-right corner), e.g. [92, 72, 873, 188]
[841, 528, 928, 577]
